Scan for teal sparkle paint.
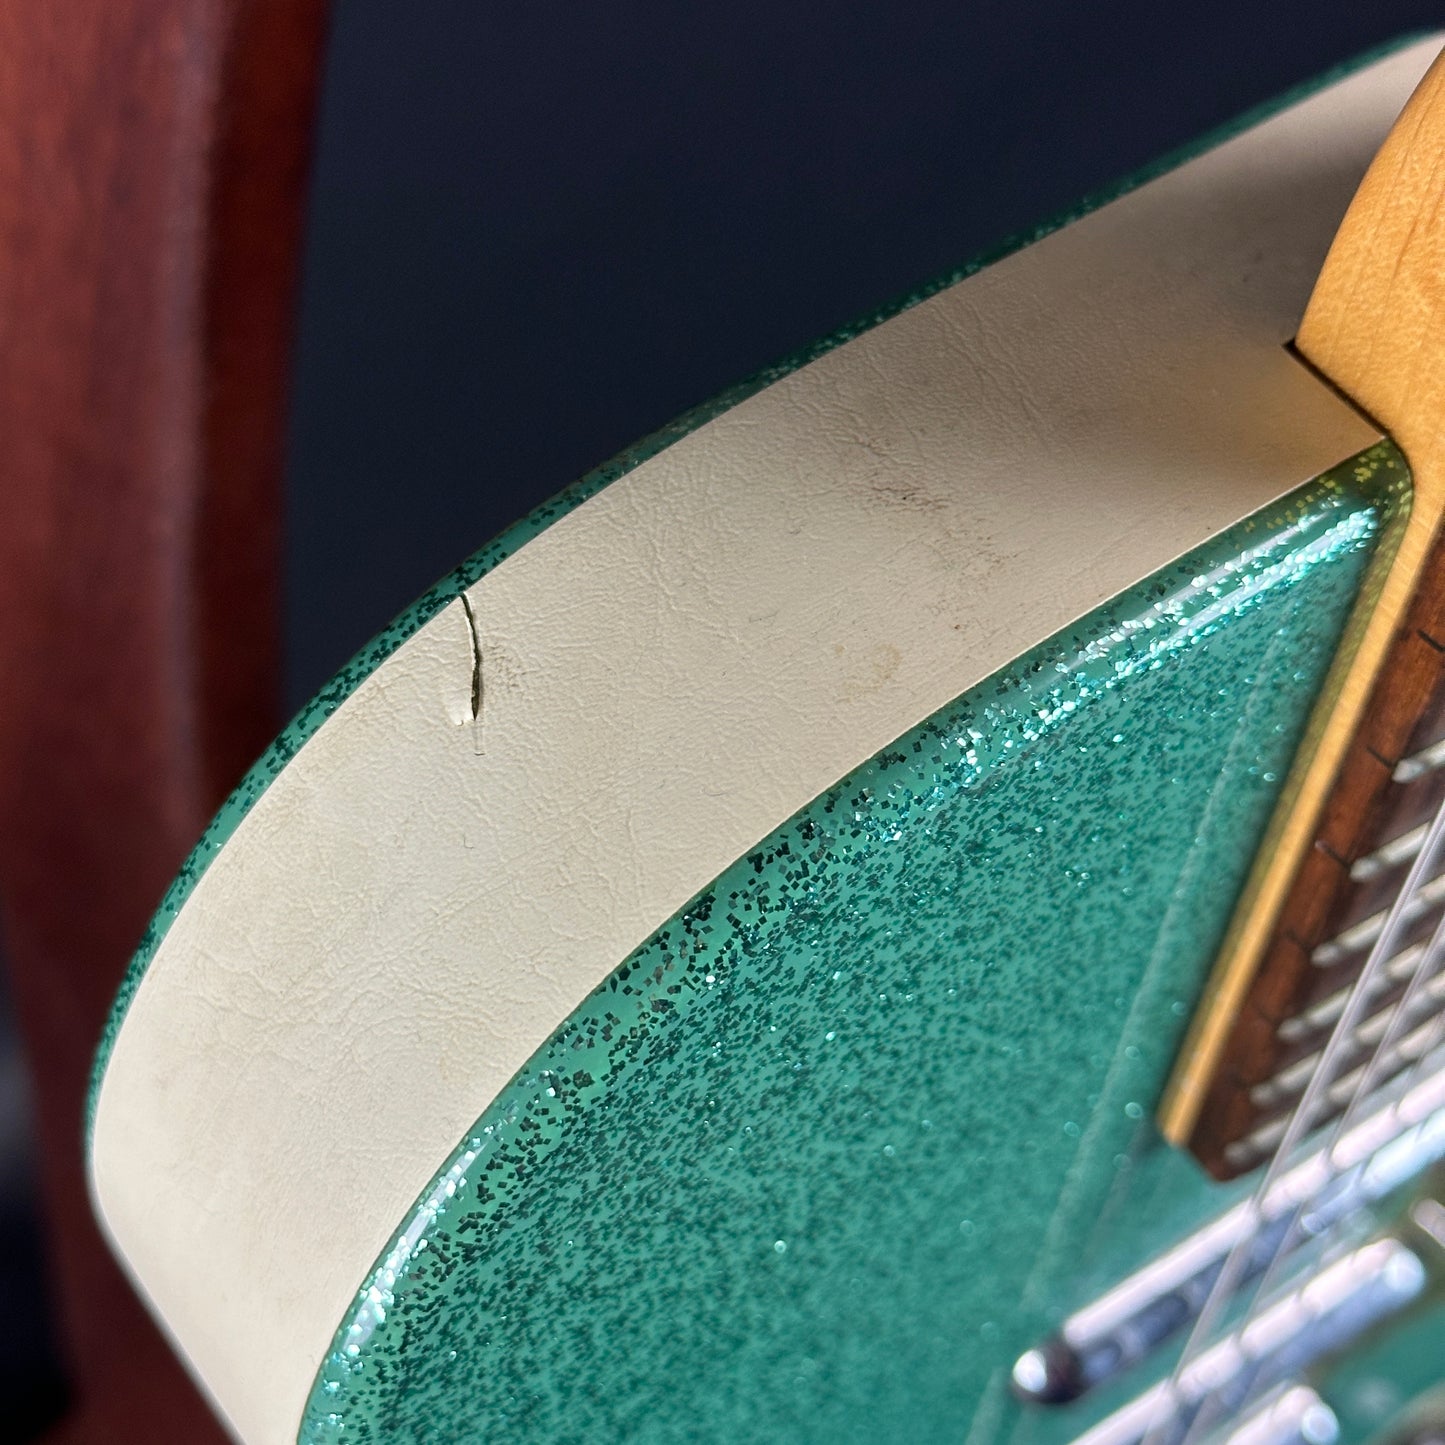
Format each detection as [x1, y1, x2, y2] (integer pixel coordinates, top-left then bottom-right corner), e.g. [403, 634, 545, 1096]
[296, 445, 1409, 1445]
[1319, 1298, 1445, 1445]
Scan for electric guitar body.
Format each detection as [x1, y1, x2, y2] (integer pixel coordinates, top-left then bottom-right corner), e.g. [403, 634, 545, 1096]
[88, 34, 1445, 1445]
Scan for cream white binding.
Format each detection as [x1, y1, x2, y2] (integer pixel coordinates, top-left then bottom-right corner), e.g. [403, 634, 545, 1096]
[90, 40, 1440, 1445]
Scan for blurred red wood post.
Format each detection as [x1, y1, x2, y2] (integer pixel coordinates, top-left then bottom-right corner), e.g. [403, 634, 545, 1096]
[0, 3, 328, 1438]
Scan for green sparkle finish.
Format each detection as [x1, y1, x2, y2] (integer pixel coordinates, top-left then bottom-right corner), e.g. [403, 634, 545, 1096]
[1326, 1298, 1445, 1445]
[298, 446, 1420, 1445]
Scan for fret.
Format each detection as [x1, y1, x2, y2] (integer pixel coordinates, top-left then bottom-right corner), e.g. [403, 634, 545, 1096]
[1165, 533, 1445, 1176]
[1162, 42, 1445, 1181]
[1249, 982, 1445, 1112]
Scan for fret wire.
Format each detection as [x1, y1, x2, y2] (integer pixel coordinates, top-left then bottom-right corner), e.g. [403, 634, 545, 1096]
[1190, 904, 1445, 1441]
[1148, 786, 1445, 1445]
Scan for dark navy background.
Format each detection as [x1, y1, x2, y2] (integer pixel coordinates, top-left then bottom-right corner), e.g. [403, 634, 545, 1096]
[284, 2, 1444, 707]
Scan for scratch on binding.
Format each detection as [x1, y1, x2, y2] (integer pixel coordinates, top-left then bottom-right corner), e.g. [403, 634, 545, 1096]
[459, 592, 485, 752]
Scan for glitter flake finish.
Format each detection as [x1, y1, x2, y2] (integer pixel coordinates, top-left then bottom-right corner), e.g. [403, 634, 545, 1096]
[298, 446, 1406, 1445]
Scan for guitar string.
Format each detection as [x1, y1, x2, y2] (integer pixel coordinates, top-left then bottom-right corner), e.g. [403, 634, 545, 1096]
[1181, 881, 1445, 1445]
[1176, 794, 1445, 1445]
[1143, 784, 1445, 1445]
[1162, 791, 1445, 1445]
[1259, 827, 1445, 1305]
[1211, 902, 1445, 1425]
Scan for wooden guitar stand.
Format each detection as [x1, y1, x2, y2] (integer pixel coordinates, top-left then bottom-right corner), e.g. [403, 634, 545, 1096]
[0, 5, 328, 1439]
